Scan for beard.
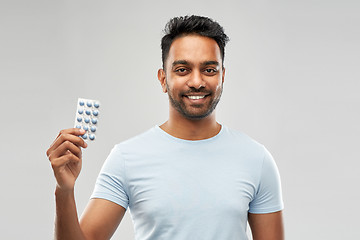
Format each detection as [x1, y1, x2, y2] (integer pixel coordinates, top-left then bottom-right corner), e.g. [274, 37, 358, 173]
[166, 83, 223, 120]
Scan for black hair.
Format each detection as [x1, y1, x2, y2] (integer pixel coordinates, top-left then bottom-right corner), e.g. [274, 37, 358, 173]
[161, 15, 229, 69]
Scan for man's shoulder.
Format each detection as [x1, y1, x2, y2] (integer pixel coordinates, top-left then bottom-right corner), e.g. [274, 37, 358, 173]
[222, 125, 273, 167]
[222, 125, 264, 149]
[112, 126, 160, 152]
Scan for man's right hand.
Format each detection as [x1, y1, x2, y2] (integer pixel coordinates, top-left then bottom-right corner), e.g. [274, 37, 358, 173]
[47, 128, 125, 240]
[46, 128, 88, 192]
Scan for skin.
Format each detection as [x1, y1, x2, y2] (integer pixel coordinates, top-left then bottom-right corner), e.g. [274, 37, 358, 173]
[47, 128, 126, 240]
[47, 34, 284, 240]
[157, 34, 225, 140]
[248, 211, 284, 240]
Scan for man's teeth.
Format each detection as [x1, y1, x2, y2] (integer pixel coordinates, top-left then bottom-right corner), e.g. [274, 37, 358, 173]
[187, 95, 205, 100]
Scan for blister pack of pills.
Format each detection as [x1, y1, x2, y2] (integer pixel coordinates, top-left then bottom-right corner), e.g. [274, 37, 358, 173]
[74, 98, 100, 141]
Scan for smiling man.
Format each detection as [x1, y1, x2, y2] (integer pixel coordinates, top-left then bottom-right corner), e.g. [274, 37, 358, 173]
[158, 33, 225, 139]
[159, 35, 224, 120]
[47, 15, 284, 240]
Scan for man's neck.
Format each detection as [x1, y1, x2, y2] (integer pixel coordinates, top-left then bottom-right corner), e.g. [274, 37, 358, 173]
[159, 112, 221, 141]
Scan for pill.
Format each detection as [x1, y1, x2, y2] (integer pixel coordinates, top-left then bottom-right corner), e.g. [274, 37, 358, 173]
[74, 98, 100, 142]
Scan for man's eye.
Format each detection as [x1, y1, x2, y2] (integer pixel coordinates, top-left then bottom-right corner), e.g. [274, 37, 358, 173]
[204, 68, 217, 74]
[175, 68, 188, 74]
[176, 68, 186, 72]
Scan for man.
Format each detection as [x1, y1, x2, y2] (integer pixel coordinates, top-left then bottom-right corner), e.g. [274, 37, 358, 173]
[47, 15, 284, 240]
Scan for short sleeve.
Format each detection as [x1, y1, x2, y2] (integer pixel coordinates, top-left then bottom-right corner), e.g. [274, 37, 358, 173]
[249, 147, 284, 214]
[90, 145, 129, 210]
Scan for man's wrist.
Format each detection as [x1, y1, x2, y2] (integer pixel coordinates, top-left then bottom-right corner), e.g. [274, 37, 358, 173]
[55, 185, 75, 198]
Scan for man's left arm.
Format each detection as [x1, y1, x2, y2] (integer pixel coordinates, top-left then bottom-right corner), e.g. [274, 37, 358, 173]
[248, 211, 284, 240]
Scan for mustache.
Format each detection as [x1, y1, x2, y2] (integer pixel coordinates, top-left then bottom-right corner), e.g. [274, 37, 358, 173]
[181, 88, 211, 95]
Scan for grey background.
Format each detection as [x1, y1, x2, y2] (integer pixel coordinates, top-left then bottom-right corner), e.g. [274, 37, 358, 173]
[1, 0, 359, 239]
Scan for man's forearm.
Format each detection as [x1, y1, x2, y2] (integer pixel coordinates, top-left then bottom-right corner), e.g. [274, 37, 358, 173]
[55, 187, 86, 240]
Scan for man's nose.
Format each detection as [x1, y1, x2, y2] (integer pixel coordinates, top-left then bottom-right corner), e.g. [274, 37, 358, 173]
[187, 70, 206, 89]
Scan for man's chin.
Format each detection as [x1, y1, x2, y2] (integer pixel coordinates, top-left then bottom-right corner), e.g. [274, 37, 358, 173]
[180, 109, 214, 120]
[168, 94, 219, 120]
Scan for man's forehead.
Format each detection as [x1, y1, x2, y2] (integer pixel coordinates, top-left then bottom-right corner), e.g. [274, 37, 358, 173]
[166, 35, 222, 67]
[169, 35, 220, 53]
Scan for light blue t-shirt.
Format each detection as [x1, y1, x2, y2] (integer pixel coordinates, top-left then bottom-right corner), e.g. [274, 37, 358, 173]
[91, 125, 283, 240]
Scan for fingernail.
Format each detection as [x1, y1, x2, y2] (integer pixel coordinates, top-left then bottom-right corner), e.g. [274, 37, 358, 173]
[79, 129, 85, 134]
[84, 142, 88, 147]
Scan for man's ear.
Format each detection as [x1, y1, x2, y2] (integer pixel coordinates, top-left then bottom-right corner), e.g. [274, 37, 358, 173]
[158, 69, 167, 93]
[222, 67, 225, 84]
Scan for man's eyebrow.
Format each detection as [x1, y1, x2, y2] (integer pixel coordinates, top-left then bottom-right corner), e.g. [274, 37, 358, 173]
[172, 60, 190, 67]
[201, 61, 220, 66]
[172, 60, 220, 67]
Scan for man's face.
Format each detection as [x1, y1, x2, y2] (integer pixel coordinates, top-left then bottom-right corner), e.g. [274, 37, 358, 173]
[159, 34, 225, 120]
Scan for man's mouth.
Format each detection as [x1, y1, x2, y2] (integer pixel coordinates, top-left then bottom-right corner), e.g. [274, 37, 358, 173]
[186, 95, 206, 100]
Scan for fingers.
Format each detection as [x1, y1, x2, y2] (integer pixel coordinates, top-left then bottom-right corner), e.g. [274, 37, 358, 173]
[50, 140, 82, 160]
[50, 151, 81, 170]
[47, 130, 85, 175]
[47, 128, 87, 157]
[47, 128, 88, 191]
